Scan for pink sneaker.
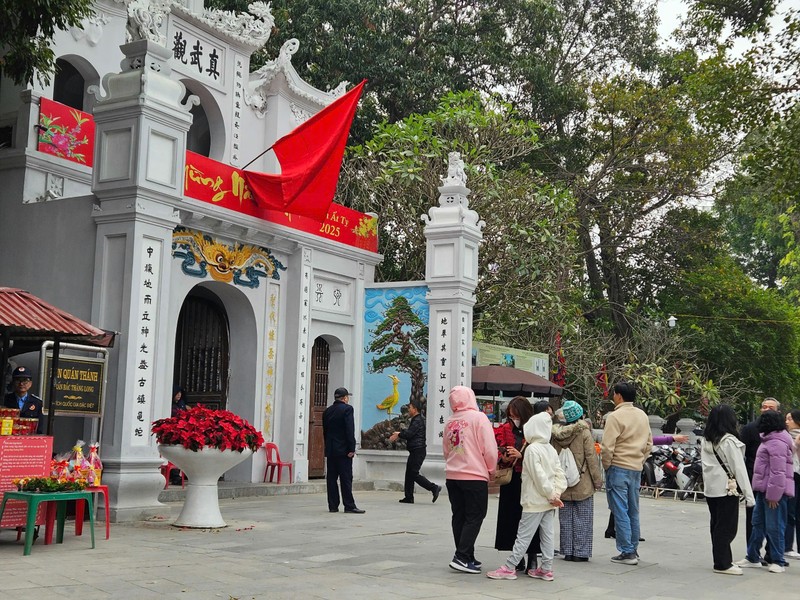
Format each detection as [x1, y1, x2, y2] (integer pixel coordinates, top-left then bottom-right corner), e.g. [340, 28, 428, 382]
[527, 567, 554, 581]
[486, 565, 518, 580]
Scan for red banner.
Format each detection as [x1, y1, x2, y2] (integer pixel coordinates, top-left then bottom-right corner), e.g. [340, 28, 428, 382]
[184, 151, 378, 252]
[34, 99, 378, 253]
[37, 98, 95, 167]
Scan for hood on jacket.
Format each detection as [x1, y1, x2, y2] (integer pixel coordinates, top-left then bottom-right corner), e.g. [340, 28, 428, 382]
[760, 429, 793, 449]
[551, 419, 589, 448]
[524, 412, 553, 444]
[449, 385, 478, 413]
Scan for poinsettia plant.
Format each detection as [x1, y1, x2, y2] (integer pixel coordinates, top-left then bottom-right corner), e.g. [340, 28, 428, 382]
[151, 405, 264, 452]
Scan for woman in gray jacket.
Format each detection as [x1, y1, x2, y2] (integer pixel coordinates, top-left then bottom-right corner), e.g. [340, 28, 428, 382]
[701, 404, 755, 576]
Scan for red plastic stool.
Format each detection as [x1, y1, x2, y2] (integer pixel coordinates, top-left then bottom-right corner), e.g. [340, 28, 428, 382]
[75, 485, 110, 540]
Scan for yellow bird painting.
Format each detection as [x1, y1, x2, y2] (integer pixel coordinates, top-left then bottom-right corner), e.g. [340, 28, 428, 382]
[376, 374, 401, 415]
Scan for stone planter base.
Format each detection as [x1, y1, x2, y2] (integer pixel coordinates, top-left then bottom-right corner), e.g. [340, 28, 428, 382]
[158, 445, 253, 528]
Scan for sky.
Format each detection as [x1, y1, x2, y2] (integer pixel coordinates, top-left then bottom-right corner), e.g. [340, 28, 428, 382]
[657, 0, 800, 42]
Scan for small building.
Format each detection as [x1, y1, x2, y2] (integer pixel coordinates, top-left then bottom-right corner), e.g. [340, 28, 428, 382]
[0, 0, 385, 520]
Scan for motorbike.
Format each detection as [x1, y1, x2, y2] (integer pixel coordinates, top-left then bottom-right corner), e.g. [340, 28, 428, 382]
[676, 445, 704, 501]
[641, 444, 704, 500]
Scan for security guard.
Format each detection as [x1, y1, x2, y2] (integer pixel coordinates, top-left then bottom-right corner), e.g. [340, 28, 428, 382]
[3, 366, 44, 433]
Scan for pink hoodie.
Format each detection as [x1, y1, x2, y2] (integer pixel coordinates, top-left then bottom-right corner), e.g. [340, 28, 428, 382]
[443, 386, 498, 481]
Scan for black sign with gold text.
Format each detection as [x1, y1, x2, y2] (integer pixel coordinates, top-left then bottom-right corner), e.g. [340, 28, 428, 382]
[41, 356, 105, 417]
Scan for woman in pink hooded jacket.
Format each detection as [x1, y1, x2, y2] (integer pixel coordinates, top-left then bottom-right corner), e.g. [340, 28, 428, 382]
[443, 386, 499, 574]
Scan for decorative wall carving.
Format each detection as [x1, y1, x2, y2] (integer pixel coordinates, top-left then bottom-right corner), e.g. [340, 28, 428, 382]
[125, 0, 172, 46]
[172, 227, 287, 287]
[194, 1, 274, 48]
[245, 38, 347, 119]
[70, 13, 112, 46]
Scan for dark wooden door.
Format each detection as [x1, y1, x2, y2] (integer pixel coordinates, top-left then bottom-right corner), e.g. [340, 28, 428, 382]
[308, 337, 330, 478]
[174, 295, 229, 410]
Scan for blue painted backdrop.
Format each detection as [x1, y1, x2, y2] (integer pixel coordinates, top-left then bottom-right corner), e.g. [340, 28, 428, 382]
[361, 286, 429, 431]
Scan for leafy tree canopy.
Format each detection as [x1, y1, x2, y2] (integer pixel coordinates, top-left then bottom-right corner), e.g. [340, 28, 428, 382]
[0, 0, 95, 86]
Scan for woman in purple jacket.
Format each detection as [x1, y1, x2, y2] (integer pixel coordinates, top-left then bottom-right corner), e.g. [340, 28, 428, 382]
[737, 410, 795, 573]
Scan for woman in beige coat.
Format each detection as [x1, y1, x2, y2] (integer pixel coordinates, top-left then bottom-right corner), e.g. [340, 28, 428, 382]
[551, 400, 603, 561]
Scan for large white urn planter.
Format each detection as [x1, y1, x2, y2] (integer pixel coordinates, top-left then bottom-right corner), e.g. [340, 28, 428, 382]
[159, 444, 253, 528]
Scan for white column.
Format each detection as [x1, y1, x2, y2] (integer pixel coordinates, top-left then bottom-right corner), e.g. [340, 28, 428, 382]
[89, 39, 194, 521]
[423, 153, 484, 454]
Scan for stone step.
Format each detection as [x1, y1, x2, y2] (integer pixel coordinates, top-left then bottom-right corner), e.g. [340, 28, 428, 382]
[158, 479, 376, 503]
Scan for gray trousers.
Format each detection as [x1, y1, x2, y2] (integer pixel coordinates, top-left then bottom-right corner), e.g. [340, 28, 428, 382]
[504, 508, 556, 572]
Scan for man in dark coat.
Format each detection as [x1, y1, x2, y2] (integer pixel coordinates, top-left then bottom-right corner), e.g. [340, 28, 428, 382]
[3, 366, 44, 433]
[322, 387, 365, 513]
[390, 399, 442, 503]
[740, 397, 780, 562]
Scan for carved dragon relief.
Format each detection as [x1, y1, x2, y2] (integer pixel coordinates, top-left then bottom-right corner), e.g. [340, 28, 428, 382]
[122, 1, 274, 49]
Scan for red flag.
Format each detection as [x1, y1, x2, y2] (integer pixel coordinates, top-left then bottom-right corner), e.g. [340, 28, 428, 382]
[595, 362, 609, 398]
[244, 80, 366, 221]
[551, 331, 567, 387]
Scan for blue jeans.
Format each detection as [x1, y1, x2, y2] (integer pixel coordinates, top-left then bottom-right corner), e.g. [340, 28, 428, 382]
[747, 492, 788, 565]
[606, 465, 641, 555]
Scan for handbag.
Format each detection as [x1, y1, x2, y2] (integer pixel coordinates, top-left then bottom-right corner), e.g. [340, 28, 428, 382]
[494, 442, 527, 486]
[712, 445, 743, 499]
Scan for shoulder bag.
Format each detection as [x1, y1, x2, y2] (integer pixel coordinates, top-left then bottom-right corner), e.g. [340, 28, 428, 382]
[712, 444, 743, 499]
[494, 442, 527, 486]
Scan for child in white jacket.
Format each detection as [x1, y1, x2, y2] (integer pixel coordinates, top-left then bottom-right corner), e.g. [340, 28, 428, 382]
[487, 411, 568, 581]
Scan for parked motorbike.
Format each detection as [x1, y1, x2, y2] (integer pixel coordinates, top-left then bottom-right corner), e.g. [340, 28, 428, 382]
[641, 444, 704, 500]
[677, 445, 704, 501]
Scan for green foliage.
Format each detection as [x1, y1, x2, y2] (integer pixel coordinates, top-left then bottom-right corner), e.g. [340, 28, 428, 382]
[340, 91, 582, 350]
[660, 257, 800, 402]
[623, 360, 721, 417]
[0, 0, 95, 85]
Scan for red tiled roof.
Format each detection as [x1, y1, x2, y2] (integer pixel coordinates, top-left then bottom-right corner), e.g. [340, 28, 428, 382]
[0, 287, 114, 347]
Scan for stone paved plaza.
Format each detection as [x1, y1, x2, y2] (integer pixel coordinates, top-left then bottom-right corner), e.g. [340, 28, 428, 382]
[0, 488, 793, 599]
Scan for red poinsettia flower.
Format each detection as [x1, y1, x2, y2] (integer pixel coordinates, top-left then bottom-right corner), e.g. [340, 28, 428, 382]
[151, 405, 264, 452]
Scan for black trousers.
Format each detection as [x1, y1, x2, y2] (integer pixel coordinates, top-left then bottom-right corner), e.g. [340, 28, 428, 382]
[326, 455, 356, 511]
[404, 448, 436, 499]
[707, 495, 739, 570]
[446, 479, 488, 562]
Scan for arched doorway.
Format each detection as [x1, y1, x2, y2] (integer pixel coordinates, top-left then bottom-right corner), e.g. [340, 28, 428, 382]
[308, 337, 330, 478]
[173, 290, 230, 409]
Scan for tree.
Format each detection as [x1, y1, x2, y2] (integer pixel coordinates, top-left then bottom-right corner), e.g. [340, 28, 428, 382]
[366, 295, 429, 408]
[0, 0, 95, 85]
[339, 91, 582, 351]
[660, 257, 800, 404]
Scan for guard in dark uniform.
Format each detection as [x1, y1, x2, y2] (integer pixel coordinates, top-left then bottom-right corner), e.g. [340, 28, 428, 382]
[3, 366, 44, 433]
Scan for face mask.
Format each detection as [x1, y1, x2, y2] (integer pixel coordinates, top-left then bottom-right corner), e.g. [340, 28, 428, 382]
[511, 419, 520, 429]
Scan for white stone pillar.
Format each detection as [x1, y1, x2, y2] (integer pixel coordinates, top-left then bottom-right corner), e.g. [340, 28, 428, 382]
[422, 153, 484, 454]
[89, 39, 194, 521]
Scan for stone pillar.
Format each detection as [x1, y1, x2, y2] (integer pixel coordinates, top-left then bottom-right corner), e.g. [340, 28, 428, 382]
[89, 39, 194, 521]
[422, 153, 485, 454]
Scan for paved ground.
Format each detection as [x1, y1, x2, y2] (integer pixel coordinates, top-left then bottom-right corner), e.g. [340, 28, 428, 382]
[0, 487, 794, 599]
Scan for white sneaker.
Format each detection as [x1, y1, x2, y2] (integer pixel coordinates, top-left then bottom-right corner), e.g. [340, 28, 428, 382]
[784, 550, 800, 559]
[713, 565, 743, 576]
[767, 563, 785, 573]
[735, 558, 762, 568]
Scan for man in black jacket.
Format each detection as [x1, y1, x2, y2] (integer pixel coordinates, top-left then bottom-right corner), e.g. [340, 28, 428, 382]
[322, 387, 365, 514]
[390, 399, 442, 504]
[740, 397, 780, 562]
[3, 366, 44, 433]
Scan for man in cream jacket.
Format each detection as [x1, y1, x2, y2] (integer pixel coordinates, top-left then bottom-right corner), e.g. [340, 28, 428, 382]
[601, 381, 653, 566]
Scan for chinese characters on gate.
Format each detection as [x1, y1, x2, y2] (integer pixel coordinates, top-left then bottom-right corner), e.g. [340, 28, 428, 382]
[133, 242, 162, 445]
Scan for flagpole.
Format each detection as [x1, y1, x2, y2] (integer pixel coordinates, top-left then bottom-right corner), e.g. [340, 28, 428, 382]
[241, 143, 275, 171]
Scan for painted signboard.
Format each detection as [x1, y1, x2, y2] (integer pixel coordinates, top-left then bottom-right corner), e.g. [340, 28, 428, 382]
[40, 355, 105, 416]
[360, 286, 429, 447]
[472, 341, 549, 378]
